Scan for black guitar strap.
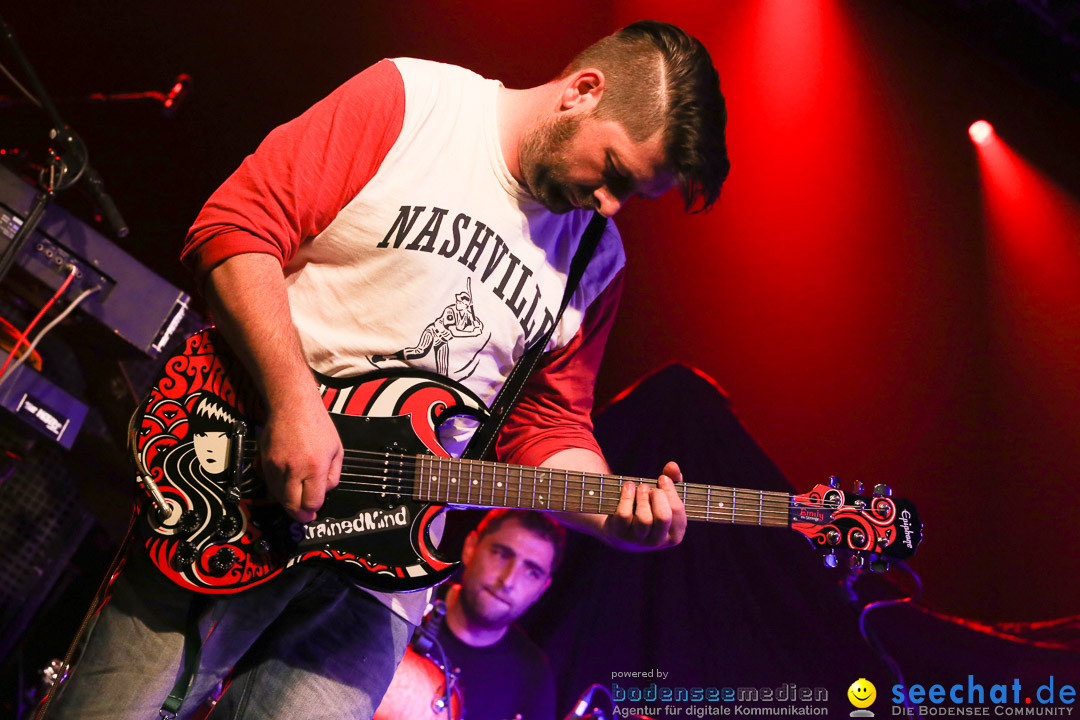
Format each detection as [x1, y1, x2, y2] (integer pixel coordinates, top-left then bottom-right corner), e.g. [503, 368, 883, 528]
[463, 211, 608, 460]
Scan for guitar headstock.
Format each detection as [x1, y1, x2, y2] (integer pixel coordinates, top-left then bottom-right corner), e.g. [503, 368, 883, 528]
[790, 477, 922, 572]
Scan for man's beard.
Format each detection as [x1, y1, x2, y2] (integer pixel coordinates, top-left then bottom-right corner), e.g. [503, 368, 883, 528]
[519, 112, 590, 213]
[459, 581, 521, 629]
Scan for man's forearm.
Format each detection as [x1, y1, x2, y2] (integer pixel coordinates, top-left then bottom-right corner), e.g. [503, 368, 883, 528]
[201, 251, 343, 522]
[541, 448, 610, 537]
[202, 252, 317, 409]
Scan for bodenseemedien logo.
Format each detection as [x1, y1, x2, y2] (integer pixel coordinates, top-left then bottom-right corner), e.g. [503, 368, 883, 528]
[848, 678, 877, 717]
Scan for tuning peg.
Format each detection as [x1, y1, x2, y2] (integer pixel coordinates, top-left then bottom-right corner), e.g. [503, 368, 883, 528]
[850, 529, 866, 547]
[852, 480, 864, 494]
[849, 554, 866, 570]
[828, 475, 840, 489]
[869, 559, 890, 573]
[823, 551, 838, 568]
[873, 483, 892, 497]
[826, 528, 841, 546]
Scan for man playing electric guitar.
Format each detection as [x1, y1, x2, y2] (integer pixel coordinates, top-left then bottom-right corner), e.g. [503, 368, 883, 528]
[42, 20, 731, 720]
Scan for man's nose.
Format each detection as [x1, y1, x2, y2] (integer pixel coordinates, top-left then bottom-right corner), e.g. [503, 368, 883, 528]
[593, 186, 624, 217]
[497, 561, 520, 589]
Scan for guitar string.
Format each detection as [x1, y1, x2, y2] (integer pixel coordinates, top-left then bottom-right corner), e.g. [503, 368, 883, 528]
[329, 468, 807, 512]
[303, 476, 854, 521]
[241, 443, 804, 503]
[235, 461, 859, 518]
[207, 461, 880, 528]
[241, 441, 857, 500]
[234, 446, 882, 517]
[241, 442, 889, 507]
[333, 461, 847, 509]
[283, 488, 795, 525]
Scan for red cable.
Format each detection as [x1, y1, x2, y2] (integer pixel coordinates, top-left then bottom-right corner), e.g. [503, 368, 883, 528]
[0, 267, 77, 379]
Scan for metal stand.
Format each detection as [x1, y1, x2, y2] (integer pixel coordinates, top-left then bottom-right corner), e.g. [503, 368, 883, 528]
[0, 13, 128, 287]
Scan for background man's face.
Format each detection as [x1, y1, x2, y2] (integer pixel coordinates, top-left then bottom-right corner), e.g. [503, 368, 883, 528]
[458, 519, 555, 629]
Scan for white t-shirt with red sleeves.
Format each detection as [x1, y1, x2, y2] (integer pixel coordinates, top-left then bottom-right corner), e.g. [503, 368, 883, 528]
[184, 58, 625, 623]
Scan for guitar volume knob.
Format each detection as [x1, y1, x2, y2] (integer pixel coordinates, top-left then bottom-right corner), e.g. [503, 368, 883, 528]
[252, 538, 271, 555]
[215, 514, 242, 540]
[173, 541, 197, 570]
[178, 510, 203, 533]
[208, 547, 238, 576]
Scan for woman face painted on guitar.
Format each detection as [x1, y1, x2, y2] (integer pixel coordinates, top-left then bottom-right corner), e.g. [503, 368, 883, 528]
[188, 393, 238, 477]
[192, 431, 230, 475]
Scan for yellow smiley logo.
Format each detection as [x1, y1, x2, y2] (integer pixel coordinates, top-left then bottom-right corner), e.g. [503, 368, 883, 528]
[847, 678, 877, 709]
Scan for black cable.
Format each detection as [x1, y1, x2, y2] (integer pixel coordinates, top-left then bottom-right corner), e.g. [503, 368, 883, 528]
[851, 561, 923, 718]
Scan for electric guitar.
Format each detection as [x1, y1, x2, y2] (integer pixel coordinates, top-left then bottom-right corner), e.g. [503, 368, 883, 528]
[132, 329, 923, 594]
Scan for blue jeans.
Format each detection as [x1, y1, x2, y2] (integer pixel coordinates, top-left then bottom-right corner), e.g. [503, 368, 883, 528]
[44, 548, 412, 720]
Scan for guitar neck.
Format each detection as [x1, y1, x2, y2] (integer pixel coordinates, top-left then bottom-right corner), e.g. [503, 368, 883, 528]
[410, 455, 793, 528]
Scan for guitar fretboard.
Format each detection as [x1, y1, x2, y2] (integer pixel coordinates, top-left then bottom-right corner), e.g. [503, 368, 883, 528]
[411, 455, 792, 528]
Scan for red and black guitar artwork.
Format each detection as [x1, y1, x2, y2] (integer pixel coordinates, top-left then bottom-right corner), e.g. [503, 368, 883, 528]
[132, 329, 923, 594]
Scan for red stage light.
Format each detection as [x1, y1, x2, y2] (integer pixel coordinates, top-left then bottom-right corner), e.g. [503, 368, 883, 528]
[969, 120, 994, 145]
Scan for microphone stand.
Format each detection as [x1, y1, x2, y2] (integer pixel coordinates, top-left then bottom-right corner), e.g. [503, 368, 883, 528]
[0, 13, 129, 288]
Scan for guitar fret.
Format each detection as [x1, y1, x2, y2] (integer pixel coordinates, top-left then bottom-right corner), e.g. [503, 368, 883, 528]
[480, 460, 487, 505]
[454, 457, 462, 504]
[758, 491, 764, 526]
[731, 488, 737, 524]
[465, 458, 472, 504]
[417, 456, 424, 501]
[563, 469, 570, 512]
[440, 456, 448, 503]
[442, 456, 449, 503]
[532, 467, 537, 509]
[580, 473, 586, 512]
[707, 485, 712, 522]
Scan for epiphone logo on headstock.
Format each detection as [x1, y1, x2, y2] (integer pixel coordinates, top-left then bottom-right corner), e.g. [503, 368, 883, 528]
[899, 509, 915, 549]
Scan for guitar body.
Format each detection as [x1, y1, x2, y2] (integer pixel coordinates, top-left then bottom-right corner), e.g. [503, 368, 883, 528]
[134, 329, 488, 594]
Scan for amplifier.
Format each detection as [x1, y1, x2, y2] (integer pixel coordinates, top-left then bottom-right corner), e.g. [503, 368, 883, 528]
[0, 163, 190, 357]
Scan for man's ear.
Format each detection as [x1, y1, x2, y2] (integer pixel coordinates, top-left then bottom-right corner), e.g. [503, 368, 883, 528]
[461, 530, 479, 565]
[559, 68, 606, 113]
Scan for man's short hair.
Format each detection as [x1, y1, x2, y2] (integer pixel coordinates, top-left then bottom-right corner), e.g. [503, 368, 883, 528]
[474, 509, 568, 573]
[562, 20, 731, 212]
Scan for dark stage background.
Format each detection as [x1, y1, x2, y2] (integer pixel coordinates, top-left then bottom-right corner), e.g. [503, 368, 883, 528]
[2, 0, 1079, 689]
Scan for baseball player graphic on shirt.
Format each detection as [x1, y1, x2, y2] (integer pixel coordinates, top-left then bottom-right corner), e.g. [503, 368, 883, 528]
[371, 279, 485, 377]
